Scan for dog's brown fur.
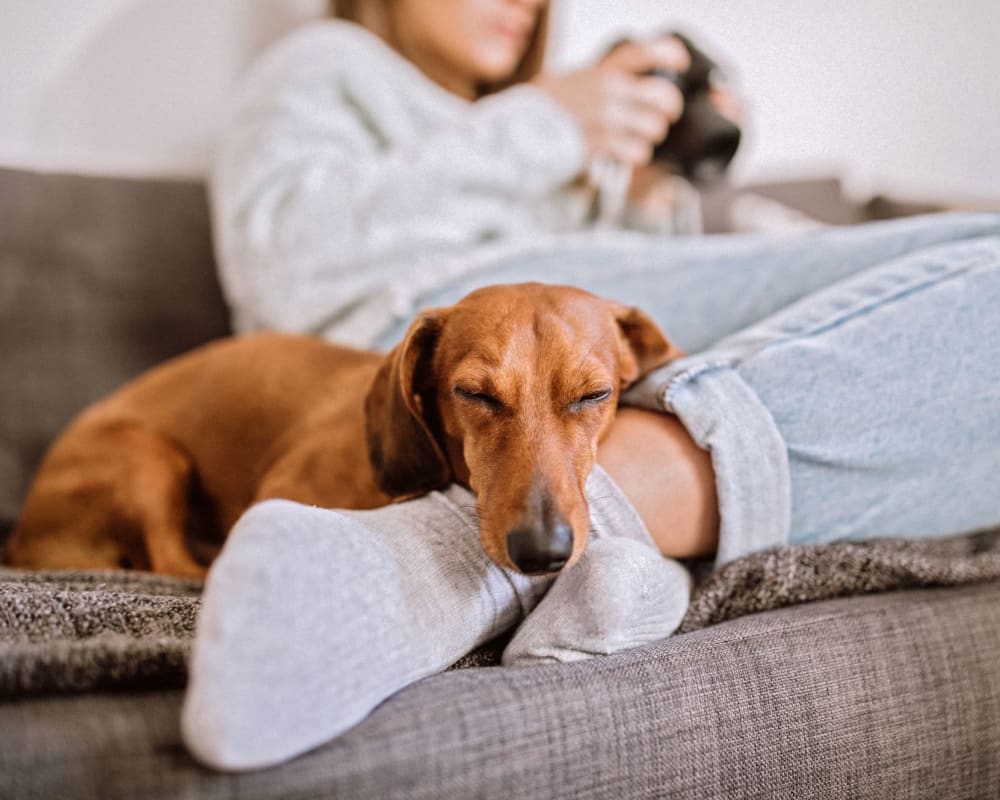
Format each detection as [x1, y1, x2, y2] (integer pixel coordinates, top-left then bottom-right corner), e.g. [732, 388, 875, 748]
[4, 283, 679, 578]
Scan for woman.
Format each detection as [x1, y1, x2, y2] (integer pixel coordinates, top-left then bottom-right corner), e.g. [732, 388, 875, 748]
[188, 0, 1000, 770]
[211, 0, 703, 348]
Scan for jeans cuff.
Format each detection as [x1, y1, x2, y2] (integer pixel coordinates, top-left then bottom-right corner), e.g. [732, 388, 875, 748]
[625, 360, 792, 566]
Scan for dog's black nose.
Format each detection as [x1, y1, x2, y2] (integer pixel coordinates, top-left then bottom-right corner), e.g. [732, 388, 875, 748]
[506, 523, 574, 574]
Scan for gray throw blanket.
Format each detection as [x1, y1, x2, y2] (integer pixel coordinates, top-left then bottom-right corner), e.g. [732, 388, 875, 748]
[3, 529, 999, 695]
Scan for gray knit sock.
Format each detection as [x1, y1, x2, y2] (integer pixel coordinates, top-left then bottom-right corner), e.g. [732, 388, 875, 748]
[502, 467, 692, 666]
[182, 468, 678, 771]
[182, 487, 551, 771]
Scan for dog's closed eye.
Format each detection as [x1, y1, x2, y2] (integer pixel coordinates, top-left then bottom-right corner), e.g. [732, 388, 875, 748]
[453, 386, 504, 413]
[568, 388, 613, 413]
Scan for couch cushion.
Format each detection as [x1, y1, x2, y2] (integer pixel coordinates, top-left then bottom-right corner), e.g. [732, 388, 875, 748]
[0, 167, 231, 535]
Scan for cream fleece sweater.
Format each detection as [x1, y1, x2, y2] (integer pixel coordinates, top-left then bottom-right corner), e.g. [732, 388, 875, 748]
[210, 20, 694, 347]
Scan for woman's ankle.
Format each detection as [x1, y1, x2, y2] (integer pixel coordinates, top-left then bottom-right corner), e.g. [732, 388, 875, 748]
[597, 408, 719, 559]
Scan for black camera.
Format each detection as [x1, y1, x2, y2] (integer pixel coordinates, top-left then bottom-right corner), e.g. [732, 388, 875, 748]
[648, 32, 741, 183]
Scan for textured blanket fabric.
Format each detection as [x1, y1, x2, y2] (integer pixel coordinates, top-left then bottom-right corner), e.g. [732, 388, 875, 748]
[2, 529, 999, 696]
[0, 570, 201, 696]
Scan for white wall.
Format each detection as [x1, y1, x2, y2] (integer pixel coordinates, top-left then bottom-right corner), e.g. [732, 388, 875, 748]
[0, 0, 325, 176]
[1, 0, 997, 202]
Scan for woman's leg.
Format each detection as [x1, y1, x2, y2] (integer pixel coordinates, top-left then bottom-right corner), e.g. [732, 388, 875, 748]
[186, 221, 1000, 765]
[378, 212, 1000, 353]
[610, 234, 1000, 564]
[597, 407, 719, 558]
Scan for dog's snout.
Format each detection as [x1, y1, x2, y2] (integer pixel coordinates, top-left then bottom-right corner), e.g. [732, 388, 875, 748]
[506, 522, 574, 575]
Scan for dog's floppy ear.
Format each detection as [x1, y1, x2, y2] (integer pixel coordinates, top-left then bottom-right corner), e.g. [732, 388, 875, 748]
[365, 311, 451, 498]
[611, 303, 684, 386]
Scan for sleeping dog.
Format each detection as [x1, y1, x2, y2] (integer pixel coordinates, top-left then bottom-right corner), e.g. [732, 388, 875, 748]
[5, 283, 679, 577]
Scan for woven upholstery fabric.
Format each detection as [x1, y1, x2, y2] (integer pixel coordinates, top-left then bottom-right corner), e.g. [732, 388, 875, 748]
[0, 168, 231, 532]
[3, 581, 999, 799]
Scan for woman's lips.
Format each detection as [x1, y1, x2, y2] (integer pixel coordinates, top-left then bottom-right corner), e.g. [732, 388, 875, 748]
[490, 19, 531, 45]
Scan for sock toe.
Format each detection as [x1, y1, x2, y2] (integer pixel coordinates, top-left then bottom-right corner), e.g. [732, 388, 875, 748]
[501, 537, 691, 667]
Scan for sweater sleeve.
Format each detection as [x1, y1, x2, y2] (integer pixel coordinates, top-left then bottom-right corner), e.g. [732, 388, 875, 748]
[210, 26, 587, 338]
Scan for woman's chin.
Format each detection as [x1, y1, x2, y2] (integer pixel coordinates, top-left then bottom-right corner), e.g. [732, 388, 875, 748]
[474, 48, 527, 82]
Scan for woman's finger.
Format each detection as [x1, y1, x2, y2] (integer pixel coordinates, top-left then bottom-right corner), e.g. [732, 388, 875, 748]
[602, 37, 690, 77]
[614, 103, 671, 146]
[598, 74, 682, 138]
[631, 76, 685, 124]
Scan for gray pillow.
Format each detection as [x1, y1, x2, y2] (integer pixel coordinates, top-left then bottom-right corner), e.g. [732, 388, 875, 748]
[0, 167, 231, 536]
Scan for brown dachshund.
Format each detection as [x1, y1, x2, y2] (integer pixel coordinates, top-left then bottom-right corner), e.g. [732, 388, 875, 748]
[5, 283, 679, 578]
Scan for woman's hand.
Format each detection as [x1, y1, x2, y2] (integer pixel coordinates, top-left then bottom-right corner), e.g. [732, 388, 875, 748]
[533, 37, 690, 168]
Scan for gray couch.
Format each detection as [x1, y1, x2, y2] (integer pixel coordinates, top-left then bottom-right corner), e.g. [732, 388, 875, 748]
[2, 166, 1000, 799]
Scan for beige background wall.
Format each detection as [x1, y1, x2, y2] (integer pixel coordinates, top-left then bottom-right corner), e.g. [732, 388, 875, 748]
[1, 0, 997, 201]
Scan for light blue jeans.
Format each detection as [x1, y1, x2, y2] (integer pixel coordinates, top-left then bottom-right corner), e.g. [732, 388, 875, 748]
[376, 213, 1000, 563]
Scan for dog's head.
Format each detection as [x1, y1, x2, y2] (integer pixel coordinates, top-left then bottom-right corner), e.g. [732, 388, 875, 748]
[365, 283, 680, 574]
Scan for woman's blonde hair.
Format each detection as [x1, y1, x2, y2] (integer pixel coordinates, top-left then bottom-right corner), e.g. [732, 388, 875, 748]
[329, 0, 550, 96]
